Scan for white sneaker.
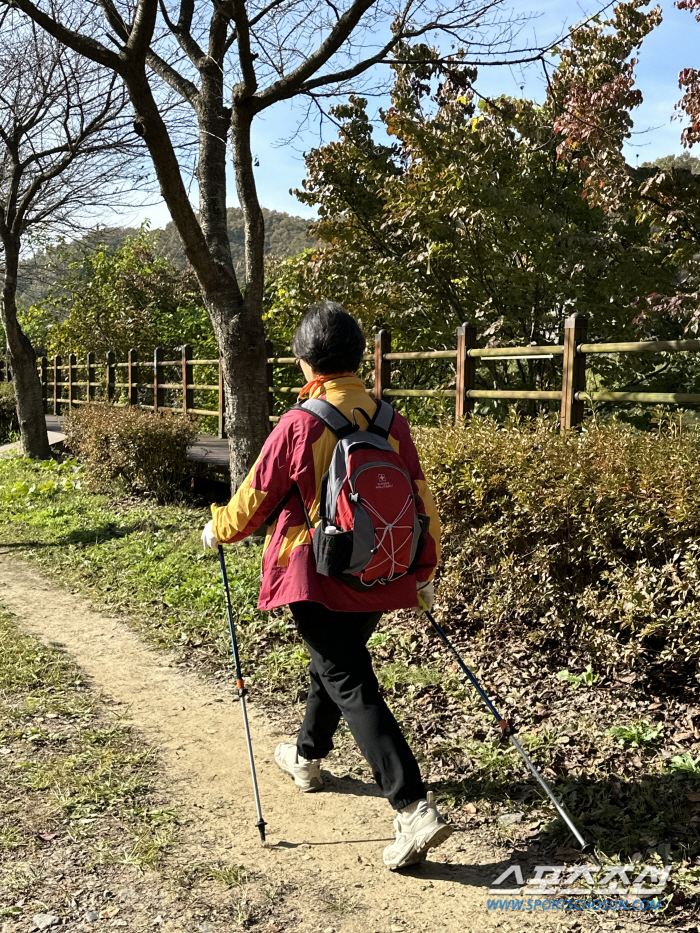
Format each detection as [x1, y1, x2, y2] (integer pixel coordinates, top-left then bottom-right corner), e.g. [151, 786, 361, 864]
[274, 743, 323, 792]
[383, 792, 454, 870]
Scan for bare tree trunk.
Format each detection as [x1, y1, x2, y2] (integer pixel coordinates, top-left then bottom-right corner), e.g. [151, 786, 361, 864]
[203, 286, 269, 489]
[220, 103, 269, 488]
[9, 0, 553, 491]
[0, 239, 50, 458]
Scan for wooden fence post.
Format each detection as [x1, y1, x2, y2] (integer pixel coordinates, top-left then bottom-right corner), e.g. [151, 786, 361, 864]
[106, 350, 116, 402]
[128, 349, 138, 405]
[86, 352, 96, 403]
[53, 355, 61, 415]
[181, 344, 193, 416]
[560, 312, 588, 431]
[67, 353, 76, 410]
[153, 347, 164, 413]
[455, 322, 477, 424]
[266, 340, 274, 429]
[374, 329, 391, 401]
[218, 359, 226, 439]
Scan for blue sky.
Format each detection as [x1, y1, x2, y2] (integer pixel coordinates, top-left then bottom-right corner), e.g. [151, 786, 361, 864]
[133, 0, 698, 230]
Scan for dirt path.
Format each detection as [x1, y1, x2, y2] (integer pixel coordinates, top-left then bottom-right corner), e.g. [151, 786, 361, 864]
[0, 552, 636, 932]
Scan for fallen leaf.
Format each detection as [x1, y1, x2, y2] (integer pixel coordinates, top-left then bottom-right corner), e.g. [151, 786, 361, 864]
[554, 847, 584, 861]
[686, 791, 700, 803]
[464, 802, 477, 815]
[37, 833, 57, 842]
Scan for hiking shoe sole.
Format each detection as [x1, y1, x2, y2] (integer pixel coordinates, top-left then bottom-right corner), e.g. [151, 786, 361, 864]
[384, 821, 454, 870]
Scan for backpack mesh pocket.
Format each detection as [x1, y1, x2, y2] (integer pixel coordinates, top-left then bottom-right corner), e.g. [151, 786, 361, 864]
[313, 524, 354, 577]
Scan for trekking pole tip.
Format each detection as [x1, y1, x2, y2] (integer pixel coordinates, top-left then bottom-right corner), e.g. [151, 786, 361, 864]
[257, 818, 267, 844]
[581, 842, 601, 868]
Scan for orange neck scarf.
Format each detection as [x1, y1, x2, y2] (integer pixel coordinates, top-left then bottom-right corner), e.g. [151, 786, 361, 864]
[298, 372, 356, 400]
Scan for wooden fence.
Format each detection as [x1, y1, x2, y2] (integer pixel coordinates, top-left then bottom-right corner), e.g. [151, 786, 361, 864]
[2, 313, 700, 437]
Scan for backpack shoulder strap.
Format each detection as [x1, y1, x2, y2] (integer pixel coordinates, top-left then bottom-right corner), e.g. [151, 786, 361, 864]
[294, 398, 356, 439]
[367, 399, 395, 439]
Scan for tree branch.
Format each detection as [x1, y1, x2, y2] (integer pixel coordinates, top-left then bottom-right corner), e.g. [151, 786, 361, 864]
[145, 49, 200, 104]
[3, 0, 123, 72]
[231, 0, 258, 97]
[158, 0, 207, 66]
[252, 0, 376, 109]
[126, 0, 158, 61]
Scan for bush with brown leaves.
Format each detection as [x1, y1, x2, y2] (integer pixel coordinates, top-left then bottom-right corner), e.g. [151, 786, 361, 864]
[64, 403, 199, 503]
[415, 412, 700, 674]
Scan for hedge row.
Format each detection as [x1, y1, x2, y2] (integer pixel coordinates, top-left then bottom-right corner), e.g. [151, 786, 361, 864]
[416, 413, 700, 673]
[60, 400, 700, 674]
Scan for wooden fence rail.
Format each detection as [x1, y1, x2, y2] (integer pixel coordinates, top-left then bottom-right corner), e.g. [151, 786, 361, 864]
[2, 313, 700, 437]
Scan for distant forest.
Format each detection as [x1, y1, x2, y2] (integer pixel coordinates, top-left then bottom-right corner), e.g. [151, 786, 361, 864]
[16, 207, 315, 307]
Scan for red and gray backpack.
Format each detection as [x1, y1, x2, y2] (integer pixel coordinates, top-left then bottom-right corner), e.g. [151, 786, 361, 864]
[297, 398, 430, 591]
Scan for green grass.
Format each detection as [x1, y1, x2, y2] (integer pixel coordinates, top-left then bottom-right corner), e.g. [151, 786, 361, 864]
[556, 664, 600, 690]
[0, 605, 177, 875]
[205, 863, 249, 887]
[668, 753, 700, 776]
[0, 452, 300, 697]
[378, 661, 444, 690]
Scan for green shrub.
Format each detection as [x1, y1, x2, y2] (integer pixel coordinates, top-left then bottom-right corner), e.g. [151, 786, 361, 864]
[64, 403, 199, 503]
[0, 381, 17, 442]
[415, 412, 700, 674]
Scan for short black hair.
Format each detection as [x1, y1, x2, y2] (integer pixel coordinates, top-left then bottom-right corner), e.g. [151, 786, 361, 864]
[292, 301, 366, 374]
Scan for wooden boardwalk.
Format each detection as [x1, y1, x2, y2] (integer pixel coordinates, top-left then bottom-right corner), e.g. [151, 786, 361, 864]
[0, 416, 66, 456]
[1, 416, 232, 471]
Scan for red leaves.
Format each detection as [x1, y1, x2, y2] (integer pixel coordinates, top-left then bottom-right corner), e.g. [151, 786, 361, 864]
[677, 0, 700, 21]
[548, 1, 661, 210]
[677, 68, 700, 147]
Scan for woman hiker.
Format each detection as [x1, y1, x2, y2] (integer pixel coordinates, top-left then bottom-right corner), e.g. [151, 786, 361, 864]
[201, 301, 453, 870]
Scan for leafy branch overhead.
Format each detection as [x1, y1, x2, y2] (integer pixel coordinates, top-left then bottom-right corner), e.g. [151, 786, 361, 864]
[550, 0, 700, 339]
[268, 46, 677, 396]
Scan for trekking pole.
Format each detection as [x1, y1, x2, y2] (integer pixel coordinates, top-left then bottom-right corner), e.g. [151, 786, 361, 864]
[418, 597, 599, 866]
[218, 545, 267, 843]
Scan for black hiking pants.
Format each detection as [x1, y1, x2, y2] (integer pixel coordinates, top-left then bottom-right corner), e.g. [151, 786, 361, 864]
[290, 601, 426, 812]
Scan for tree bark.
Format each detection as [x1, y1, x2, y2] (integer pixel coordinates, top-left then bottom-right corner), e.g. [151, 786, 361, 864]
[0, 238, 51, 458]
[206, 288, 269, 489]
